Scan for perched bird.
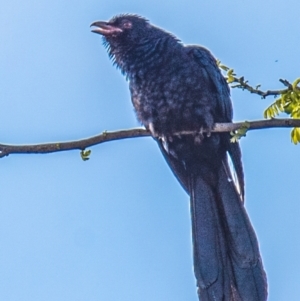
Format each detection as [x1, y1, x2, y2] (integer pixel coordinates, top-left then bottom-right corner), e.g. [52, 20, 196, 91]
[91, 14, 267, 301]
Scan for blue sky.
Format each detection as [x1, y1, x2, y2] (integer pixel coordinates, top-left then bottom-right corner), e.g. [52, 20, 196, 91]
[0, 1, 299, 300]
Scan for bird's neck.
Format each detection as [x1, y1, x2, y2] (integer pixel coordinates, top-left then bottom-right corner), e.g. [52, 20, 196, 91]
[110, 36, 180, 76]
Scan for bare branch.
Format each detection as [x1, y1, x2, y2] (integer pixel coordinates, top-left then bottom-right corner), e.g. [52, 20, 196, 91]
[1, 118, 300, 158]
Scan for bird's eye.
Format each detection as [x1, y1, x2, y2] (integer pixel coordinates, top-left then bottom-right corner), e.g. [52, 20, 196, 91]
[122, 20, 132, 29]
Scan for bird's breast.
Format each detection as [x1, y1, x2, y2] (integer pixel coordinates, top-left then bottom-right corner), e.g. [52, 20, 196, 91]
[129, 64, 216, 136]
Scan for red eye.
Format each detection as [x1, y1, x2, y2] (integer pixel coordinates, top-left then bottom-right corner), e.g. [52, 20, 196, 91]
[122, 21, 132, 29]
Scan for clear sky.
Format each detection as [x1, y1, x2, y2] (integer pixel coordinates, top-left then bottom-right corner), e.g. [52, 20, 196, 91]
[0, 1, 299, 300]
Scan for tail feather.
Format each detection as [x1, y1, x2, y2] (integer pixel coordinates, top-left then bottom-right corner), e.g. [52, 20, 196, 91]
[190, 174, 220, 288]
[190, 161, 267, 301]
[217, 165, 259, 267]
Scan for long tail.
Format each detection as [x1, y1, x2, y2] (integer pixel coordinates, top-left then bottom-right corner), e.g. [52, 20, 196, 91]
[190, 160, 267, 301]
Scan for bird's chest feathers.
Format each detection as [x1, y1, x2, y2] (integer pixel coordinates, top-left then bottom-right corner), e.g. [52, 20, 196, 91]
[128, 58, 209, 134]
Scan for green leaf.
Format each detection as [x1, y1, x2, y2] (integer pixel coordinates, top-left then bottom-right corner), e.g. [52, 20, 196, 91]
[292, 78, 300, 89]
[230, 122, 250, 142]
[216, 60, 230, 71]
[227, 69, 236, 83]
[291, 128, 300, 144]
[80, 149, 91, 161]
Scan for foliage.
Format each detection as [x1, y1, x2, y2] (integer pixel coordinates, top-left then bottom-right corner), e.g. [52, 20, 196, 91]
[230, 122, 250, 143]
[80, 149, 91, 161]
[264, 78, 300, 144]
[217, 60, 300, 144]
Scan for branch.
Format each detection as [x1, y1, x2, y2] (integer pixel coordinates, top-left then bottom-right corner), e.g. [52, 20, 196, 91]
[230, 77, 292, 98]
[218, 62, 299, 98]
[0, 118, 299, 158]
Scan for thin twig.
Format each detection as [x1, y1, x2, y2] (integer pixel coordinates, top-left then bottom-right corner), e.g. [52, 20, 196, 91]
[231, 77, 294, 98]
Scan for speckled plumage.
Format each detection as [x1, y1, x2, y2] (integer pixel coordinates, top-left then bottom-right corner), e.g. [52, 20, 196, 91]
[92, 14, 267, 301]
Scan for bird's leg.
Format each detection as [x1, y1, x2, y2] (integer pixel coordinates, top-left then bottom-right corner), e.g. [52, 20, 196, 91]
[193, 127, 203, 144]
[206, 127, 212, 137]
[194, 126, 211, 144]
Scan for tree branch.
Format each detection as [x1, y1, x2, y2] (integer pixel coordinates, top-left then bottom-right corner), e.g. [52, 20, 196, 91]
[218, 62, 299, 98]
[230, 77, 291, 98]
[0, 118, 299, 158]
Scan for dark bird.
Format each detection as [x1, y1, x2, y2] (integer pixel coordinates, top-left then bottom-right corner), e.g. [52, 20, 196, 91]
[91, 14, 267, 301]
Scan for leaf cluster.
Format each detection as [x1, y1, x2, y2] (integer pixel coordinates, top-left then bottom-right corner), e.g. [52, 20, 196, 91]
[264, 79, 300, 144]
[217, 61, 300, 144]
[230, 122, 250, 143]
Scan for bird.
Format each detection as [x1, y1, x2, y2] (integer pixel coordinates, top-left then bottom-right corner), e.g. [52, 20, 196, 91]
[91, 14, 268, 301]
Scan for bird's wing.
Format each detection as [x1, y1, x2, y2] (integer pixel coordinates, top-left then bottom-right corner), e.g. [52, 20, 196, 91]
[155, 137, 189, 194]
[185, 45, 232, 121]
[186, 45, 245, 200]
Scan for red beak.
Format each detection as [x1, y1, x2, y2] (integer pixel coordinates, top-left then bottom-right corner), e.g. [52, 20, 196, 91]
[90, 21, 123, 36]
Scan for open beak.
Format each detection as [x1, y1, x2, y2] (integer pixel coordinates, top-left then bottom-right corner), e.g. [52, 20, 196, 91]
[90, 21, 123, 36]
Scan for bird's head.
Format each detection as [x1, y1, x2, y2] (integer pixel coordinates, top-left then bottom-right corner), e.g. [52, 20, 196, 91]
[91, 14, 179, 73]
[91, 14, 179, 48]
[91, 14, 155, 45]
